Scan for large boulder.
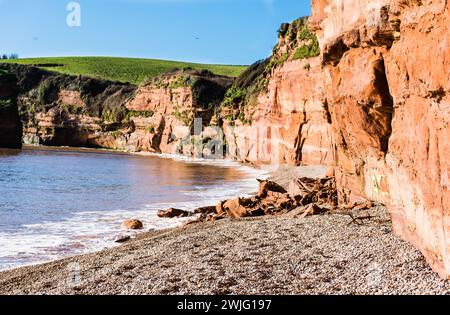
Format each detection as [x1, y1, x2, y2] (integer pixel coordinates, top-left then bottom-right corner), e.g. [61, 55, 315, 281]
[121, 219, 144, 230]
[193, 206, 217, 215]
[219, 197, 263, 218]
[257, 180, 287, 198]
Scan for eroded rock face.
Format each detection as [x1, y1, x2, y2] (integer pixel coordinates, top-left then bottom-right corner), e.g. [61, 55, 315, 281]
[325, 46, 394, 204]
[126, 71, 233, 154]
[314, 0, 450, 278]
[221, 0, 449, 278]
[384, 0, 450, 278]
[1, 64, 233, 155]
[223, 58, 333, 166]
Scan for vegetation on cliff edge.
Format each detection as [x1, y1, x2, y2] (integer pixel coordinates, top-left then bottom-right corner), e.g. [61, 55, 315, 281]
[219, 16, 320, 126]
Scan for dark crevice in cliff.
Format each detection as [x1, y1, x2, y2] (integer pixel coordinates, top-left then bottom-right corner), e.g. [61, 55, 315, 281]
[428, 87, 446, 103]
[151, 118, 166, 152]
[370, 6, 399, 48]
[191, 75, 233, 126]
[294, 108, 309, 164]
[373, 56, 394, 154]
[322, 37, 350, 66]
[43, 128, 103, 148]
[323, 99, 332, 124]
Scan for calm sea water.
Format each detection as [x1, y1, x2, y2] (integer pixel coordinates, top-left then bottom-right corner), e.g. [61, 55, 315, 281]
[0, 147, 264, 271]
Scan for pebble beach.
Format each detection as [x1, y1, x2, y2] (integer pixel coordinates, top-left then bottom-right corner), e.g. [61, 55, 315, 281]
[1, 206, 449, 295]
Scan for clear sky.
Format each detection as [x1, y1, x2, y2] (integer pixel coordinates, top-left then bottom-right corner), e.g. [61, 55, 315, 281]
[0, 0, 311, 65]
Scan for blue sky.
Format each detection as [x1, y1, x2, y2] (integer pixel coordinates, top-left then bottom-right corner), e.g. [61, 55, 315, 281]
[0, 0, 311, 65]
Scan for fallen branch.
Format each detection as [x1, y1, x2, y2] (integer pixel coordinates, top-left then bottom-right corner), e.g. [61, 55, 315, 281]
[297, 179, 313, 193]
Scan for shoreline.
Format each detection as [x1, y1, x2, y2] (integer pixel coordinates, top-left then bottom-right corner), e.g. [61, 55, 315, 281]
[1, 206, 449, 294]
[0, 145, 270, 272]
[19, 144, 272, 186]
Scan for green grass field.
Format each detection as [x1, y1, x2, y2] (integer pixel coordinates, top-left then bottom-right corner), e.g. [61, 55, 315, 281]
[1, 57, 247, 85]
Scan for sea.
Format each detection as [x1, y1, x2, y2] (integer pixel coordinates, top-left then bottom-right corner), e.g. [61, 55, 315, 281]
[0, 147, 266, 271]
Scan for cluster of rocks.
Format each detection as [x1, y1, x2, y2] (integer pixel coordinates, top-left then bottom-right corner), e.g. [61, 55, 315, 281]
[119, 176, 378, 239]
[157, 177, 340, 223]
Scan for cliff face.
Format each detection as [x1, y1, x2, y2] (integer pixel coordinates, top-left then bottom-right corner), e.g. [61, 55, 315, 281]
[7, 64, 137, 149]
[222, 0, 449, 278]
[313, 0, 450, 278]
[127, 71, 233, 155]
[0, 64, 232, 154]
[221, 18, 333, 166]
[222, 58, 333, 166]
[0, 70, 22, 149]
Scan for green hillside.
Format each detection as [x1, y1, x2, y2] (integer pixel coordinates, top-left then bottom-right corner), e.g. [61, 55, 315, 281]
[1, 57, 247, 85]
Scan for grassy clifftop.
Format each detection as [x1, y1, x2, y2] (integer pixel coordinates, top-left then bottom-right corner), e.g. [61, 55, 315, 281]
[1, 57, 247, 85]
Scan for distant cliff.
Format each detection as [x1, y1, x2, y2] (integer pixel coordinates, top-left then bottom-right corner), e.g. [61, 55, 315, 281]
[0, 63, 232, 153]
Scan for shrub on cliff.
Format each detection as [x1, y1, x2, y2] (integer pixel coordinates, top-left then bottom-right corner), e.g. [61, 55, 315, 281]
[168, 75, 190, 89]
[234, 59, 269, 90]
[101, 107, 129, 123]
[60, 103, 84, 115]
[38, 80, 56, 105]
[125, 110, 154, 120]
[222, 86, 247, 108]
[219, 59, 270, 125]
[293, 25, 320, 60]
[278, 23, 290, 38]
[173, 109, 191, 126]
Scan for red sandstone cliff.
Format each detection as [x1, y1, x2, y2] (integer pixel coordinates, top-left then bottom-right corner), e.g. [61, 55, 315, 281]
[0, 65, 232, 155]
[220, 0, 449, 278]
[220, 19, 333, 166]
[126, 71, 232, 155]
[312, 0, 449, 278]
[222, 57, 333, 166]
